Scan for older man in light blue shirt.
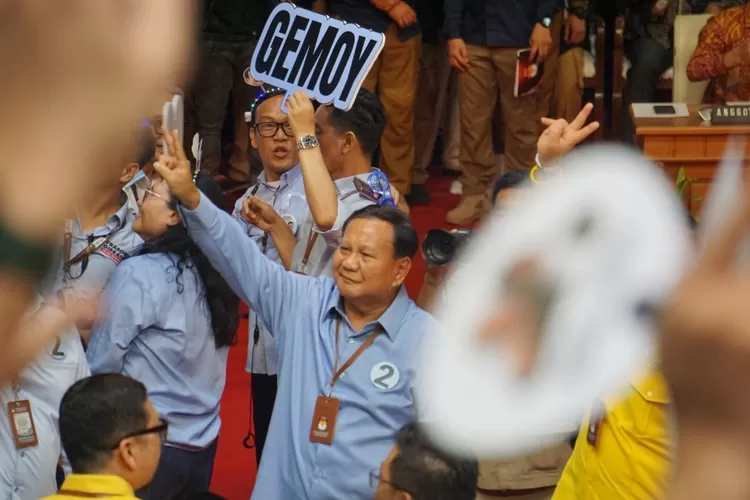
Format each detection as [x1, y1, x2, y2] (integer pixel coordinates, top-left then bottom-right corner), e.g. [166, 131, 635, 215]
[156, 145, 434, 499]
[0, 298, 89, 500]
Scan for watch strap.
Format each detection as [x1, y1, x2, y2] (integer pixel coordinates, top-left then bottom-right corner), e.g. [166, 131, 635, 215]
[0, 219, 55, 280]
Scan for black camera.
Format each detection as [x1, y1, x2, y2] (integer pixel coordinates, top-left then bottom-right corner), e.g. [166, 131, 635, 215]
[422, 229, 472, 267]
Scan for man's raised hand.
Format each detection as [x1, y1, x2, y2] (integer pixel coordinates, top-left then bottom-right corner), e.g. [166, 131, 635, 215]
[537, 103, 600, 165]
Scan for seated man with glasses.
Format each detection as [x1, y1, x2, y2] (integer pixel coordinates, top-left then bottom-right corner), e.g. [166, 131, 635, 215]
[44, 374, 167, 500]
[372, 421, 478, 500]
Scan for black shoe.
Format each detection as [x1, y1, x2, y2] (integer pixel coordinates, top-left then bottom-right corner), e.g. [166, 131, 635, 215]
[406, 184, 431, 206]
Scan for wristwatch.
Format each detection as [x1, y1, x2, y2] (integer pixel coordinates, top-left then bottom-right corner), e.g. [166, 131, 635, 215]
[540, 17, 552, 28]
[296, 135, 319, 150]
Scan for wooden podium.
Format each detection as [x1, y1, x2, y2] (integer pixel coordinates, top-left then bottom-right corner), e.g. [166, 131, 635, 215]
[633, 104, 750, 215]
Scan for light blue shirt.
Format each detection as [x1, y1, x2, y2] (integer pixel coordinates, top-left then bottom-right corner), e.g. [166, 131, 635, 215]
[232, 166, 309, 375]
[181, 194, 434, 500]
[44, 202, 143, 301]
[291, 173, 378, 278]
[0, 299, 89, 500]
[86, 253, 228, 448]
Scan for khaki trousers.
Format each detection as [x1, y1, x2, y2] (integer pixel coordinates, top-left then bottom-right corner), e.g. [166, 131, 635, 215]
[362, 24, 421, 195]
[551, 47, 585, 123]
[538, 11, 564, 118]
[458, 45, 542, 196]
[412, 41, 452, 185]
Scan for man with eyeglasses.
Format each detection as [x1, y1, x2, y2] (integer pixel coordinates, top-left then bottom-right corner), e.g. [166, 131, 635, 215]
[43, 374, 167, 500]
[232, 85, 310, 465]
[372, 421, 478, 500]
[0, 296, 89, 500]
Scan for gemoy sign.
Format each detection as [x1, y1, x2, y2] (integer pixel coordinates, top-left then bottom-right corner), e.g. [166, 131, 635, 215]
[250, 3, 385, 112]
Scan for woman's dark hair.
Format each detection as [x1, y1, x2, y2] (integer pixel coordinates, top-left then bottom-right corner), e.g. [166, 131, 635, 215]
[139, 173, 239, 348]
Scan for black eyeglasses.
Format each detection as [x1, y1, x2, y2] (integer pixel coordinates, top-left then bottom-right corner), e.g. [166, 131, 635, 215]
[254, 121, 293, 138]
[111, 418, 169, 449]
[369, 470, 415, 496]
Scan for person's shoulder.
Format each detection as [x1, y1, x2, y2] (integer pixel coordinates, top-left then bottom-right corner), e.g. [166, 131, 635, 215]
[112, 253, 167, 284]
[404, 300, 438, 336]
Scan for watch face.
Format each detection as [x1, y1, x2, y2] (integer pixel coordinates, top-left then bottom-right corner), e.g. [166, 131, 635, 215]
[298, 135, 319, 149]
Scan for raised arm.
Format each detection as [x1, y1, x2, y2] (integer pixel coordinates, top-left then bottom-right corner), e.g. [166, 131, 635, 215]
[154, 129, 315, 336]
[287, 91, 339, 231]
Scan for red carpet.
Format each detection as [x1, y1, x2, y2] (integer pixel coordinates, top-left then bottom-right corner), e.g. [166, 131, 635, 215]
[210, 175, 464, 499]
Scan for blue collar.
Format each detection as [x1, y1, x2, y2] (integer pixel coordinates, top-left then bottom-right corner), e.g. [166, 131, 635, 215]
[327, 286, 410, 341]
[258, 164, 303, 190]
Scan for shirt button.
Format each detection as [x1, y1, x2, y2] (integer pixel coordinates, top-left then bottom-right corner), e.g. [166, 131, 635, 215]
[348, 338, 355, 344]
[647, 391, 653, 397]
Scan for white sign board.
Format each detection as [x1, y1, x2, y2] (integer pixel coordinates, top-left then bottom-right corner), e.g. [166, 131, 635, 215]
[250, 3, 385, 112]
[417, 145, 693, 459]
[161, 94, 184, 157]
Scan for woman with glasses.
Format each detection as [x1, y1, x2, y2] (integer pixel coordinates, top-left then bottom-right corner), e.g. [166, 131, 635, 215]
[86, 172, 239, 500]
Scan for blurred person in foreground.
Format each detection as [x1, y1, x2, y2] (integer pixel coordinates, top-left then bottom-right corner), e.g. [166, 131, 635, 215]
[86, 174, 238, 499]
[154, 131, 434, 499]
[416, 104, 600, 312]
[659, 179, 750, 500]
[686, 2, 750, 103]
[372, 421, 478, 500]
[42, 374, 166, 500]
[40, 139, 147, 341]
[0, 0, 196, 380]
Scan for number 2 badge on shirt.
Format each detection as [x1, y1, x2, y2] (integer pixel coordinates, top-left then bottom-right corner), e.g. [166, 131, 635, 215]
[370, 362, 400, 390]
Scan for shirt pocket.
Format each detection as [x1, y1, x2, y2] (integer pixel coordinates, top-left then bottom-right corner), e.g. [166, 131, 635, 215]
[621, 373, 671, 441]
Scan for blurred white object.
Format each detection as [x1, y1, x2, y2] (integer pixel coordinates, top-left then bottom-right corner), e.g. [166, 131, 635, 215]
[162, 94, 185, 156]
[449, 180, 463, 195]
[418, 145, 692, 459]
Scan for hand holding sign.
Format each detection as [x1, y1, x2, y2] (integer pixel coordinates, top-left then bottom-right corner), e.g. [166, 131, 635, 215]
[287, 91, 317, 139]
[250, 3, 385, 112]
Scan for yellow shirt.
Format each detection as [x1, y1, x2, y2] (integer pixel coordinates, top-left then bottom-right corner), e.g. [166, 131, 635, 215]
[552, 371, 672, 500]
[42, 474, 138, 500]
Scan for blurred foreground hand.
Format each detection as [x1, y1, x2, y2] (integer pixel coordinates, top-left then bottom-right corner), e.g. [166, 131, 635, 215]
[0, 0, 196, 240]
[0, 0, 196, 383]
[662, 181, 750, 500]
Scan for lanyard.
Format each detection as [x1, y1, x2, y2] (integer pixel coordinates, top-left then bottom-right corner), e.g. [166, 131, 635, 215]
[327, 317, 381, 396]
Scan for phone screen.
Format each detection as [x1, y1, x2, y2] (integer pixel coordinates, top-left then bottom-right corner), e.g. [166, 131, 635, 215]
[653, 105, 676, 115]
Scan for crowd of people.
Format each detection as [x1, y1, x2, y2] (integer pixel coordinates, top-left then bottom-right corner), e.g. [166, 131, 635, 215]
[1, 0, 750, 500]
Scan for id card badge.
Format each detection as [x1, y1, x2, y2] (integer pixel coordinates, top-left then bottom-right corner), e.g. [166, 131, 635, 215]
[586, 399, 606, 447]
[309, 395, 340, 445]
[7, 400, 39, 449]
